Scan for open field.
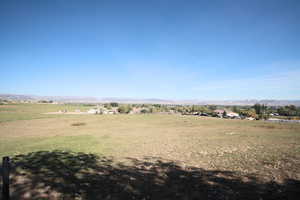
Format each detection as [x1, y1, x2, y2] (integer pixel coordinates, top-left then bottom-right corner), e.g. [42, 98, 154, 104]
[1, 104, 300, 199]
[0, 103, 94, 123]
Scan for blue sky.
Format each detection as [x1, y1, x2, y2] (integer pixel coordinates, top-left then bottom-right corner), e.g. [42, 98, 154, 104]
[1, 0, 300, 100]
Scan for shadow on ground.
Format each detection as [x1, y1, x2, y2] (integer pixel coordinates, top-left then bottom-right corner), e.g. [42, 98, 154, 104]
[1, 150, 299, 199]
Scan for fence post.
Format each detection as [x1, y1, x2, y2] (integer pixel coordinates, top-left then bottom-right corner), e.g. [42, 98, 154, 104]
[2, 156, 10, 200]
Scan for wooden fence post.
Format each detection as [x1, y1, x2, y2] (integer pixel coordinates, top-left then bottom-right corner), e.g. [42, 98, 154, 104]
[2, 156, 10, 200]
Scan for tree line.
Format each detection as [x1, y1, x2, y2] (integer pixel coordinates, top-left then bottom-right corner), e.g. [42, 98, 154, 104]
[103, 103, 300, 119]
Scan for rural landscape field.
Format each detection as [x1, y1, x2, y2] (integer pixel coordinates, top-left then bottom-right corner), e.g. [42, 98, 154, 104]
[2, 0, 300, 199]
[1, 103, 300, 199]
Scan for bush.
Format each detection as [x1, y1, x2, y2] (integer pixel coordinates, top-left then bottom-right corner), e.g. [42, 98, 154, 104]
[118, 105, 132, 114]
[140, 109, 148, 114]
[110, 102, 119, 107]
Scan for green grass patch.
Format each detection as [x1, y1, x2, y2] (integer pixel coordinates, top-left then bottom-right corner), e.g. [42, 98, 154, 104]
[0, 135, 108, 157]
[0, 103, 93, 122]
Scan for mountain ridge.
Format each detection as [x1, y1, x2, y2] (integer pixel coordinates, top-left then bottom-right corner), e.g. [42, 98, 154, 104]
[1, 94, 300, 106]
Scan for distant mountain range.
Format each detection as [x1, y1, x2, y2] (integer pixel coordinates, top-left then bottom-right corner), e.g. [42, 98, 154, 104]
[1, 94, 300, 106]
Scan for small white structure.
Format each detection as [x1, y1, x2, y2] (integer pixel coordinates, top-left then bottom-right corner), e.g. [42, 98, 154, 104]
[267, 118, 281, 121]
[129, 107, 143, 114]
[87, 108, 98, 114]
[226, 112, 239, 118]
[246, 117, 255, 120]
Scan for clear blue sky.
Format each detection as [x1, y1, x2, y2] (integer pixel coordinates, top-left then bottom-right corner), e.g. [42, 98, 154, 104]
[1, 0, 300, 100]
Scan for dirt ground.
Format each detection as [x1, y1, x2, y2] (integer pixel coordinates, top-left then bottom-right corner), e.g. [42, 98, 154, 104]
[1, 112, 300, 199]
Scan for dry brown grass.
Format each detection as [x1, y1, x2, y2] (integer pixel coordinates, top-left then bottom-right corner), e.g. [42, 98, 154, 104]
[71, 122, 86, 126]
[1, 113, 300, 186]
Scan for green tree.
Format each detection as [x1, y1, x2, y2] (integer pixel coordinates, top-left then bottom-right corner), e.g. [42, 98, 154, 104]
[239, 109, 257, 118]
[232, 106, 239, 113]
[253, 104, 262, 115]
[140, 109, 148, 114]
[222, 110, 227, 118]
[208, 105, 217, 111]
[118, 105, 132, 114]
[110, 102, 119, 107]
[104, 103, 112, 109]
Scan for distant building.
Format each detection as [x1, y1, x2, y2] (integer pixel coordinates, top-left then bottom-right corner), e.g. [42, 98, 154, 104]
[87, 108, 99, 114]
[246, 117, 255, 120]
[213, 109, 226, 118]
[226, 112, 239, 118]
[129, 107, 142, 114]
[213, 109, 240, 118]
[267, 118, 281, 121]
[214, 109, 225, 114]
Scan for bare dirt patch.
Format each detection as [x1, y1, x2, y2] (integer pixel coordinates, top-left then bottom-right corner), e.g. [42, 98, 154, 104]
[71, 122, 86, 126]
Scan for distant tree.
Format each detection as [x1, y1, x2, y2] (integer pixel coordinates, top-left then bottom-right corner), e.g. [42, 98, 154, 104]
[110, 102, 119, 107]
[104, 103, 112, 109]
[38, 100, 52, 103]
[277, 105, 299, 116]
[183, 106, 192, 114]
[222, 110, 227, 118]
[208, 105, 217, 111]
[232, 106, 239, 113]
[253, 104, 262, 115]
[149, 107, 154, 113]
[140, 109, 148, 114]
[117, 106, 125, 113]
[239, 109, 257, 118]
[118, 105, 132, 114]
[83, 104, 96, 107]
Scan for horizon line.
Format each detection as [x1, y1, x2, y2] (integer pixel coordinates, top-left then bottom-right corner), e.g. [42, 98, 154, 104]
[1, 93, 300, 102]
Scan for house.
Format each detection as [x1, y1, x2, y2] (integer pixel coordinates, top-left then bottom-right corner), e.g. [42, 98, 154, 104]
[213, 109, 226, 118]
[129, 107, 142, 114]
[87, 108, 100, 114]
[111, 107, 119, 114]
[107, 111, 115, 114]
[87, 106, 118, 115]
[226, 112, 239, 118]
[104, 107, 118, 114]
[267, 118, 281, 122]
[214, 109, 225, 114]
[168, 110, 176, 114]
[102, 110, 108, 114]
[213, 109, 240, 119]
